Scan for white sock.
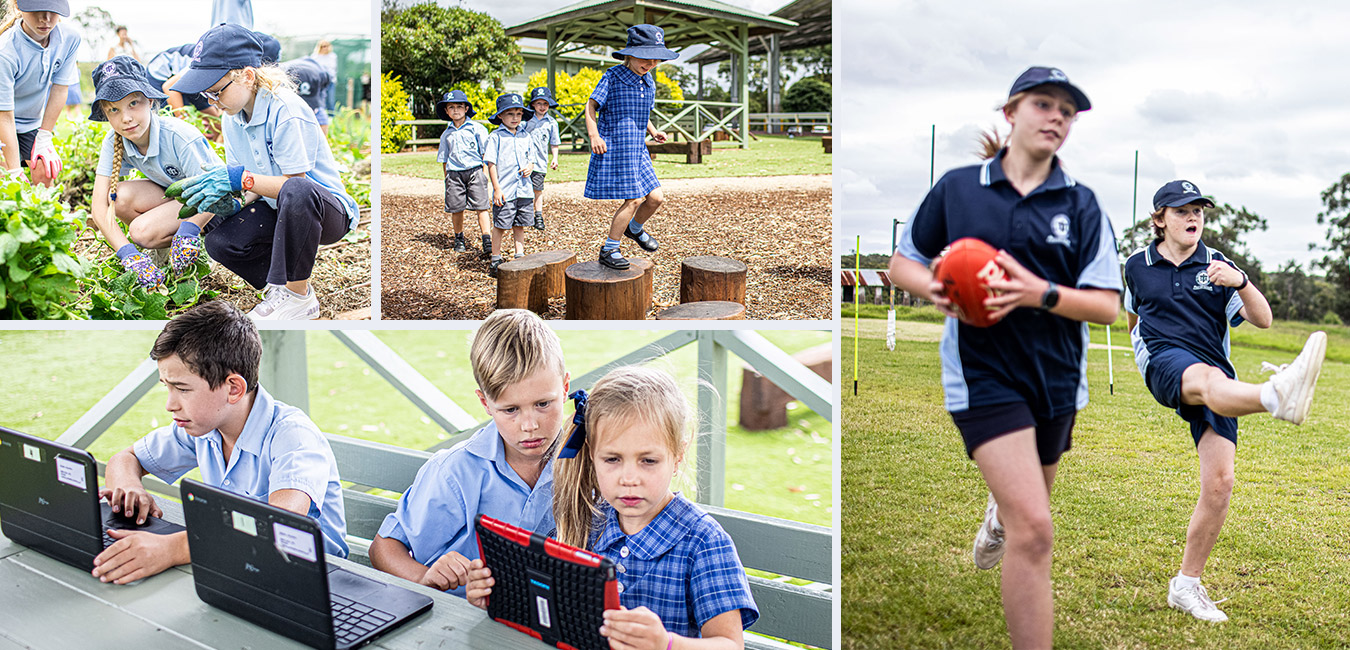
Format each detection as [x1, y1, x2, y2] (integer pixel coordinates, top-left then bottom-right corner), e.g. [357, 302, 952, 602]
[1260, 381, 1279, 413]
[284, 286, 311, 299]
[1174, 572, 1200, 588]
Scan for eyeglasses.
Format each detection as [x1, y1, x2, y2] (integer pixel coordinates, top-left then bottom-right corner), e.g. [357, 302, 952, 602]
[201, 79, 234, 103]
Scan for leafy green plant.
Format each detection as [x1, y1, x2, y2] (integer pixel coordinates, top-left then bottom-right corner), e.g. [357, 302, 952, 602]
[53, 112, 111, 211]
[327, 106, 372, 207]
[381, 72, 414, 153]
[0, 176, 92, 319]
[85, 252, 215, 320]
[525, 67, 604, 120]
[781, 78, 831, 113]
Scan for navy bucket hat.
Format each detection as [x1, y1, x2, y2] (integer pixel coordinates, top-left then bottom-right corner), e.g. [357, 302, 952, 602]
[1153, 180, 1216, 212]
[527, 86, 557, 109]
[489, 92, 528, 125]
[435, 90, 476, 120]
[1009, 66, 1091, 112]
[612, 24, 678, 61]
[88, 56, 167, 122]
[17, 0, 69, 16]
[171, 24, 264, 95]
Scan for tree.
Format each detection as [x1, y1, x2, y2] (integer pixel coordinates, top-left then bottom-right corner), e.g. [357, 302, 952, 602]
[786, 45, 831, 84]
[1264, 260, 1337, 323]
[782, 78, 830, 112]
[1314, 172, 1350, 323]
[70, 7, 116, 54]
[1118, 201, 1267, 287]
[381, 2, 520, 116]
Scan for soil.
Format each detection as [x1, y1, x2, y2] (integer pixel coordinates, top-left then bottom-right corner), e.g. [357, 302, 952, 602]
[378, 174, 833, 320]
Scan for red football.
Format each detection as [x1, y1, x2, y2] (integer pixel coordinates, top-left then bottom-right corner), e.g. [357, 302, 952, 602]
[932, 237, 1006, 328]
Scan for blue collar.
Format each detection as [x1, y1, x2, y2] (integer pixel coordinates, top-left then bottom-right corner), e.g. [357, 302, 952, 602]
[201, 384, 273, 458]
[239, 87, 276, 128]
[592, 492, 698, 560]
[979, 148, 1076, 196]
[1145, 240, 1211, 267]
[447, 119, 477, 131]
[464, 421, 555, 492]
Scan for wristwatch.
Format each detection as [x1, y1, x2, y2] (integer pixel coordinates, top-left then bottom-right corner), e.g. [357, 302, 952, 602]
[1039, 282, 1060, 311]
[1235, 270, 1249, 290]
[241, 170, 254, 191]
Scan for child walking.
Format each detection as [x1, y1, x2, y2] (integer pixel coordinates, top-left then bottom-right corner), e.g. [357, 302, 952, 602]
[467, 366, 759, 648]
[524, 86, 560, 231]
[1124, 179, 1327, 622]
[584, 24, 675, 270]
[434, 89, 492, 257]
[484, 92, 536, 277]
[0, 0, 80, 185]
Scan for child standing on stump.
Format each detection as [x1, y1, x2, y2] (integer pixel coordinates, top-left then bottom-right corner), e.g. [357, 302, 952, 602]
[435, 90, 492, 257]
[524, 86, 560, 231]
[484, 92, 536, 278]
[584, 24, 676, 270]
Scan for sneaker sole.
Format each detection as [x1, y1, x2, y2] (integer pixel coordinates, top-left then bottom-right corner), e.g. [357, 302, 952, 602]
[1288, 331, 1327, 425]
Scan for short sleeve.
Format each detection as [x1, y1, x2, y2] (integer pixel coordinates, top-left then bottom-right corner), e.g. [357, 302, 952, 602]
[375, 455, 469, 565]
[268, 114, 321, 175]
[177, 133, 223, 175]
[53, 28, 81, 86]
[689, 524, 759, 631]
[1074, 196, 1124, 292]
[483, 132, 499, 165]
[0, 52, 17, 111]
[549, 121, 560, 147]
[263, 421, 333, 506]
[437, 129, 451, 163]
[591, 69, 611, 109]
[132, 426, 200, 484]
[95, 132, 121, 178]
[476, 125, 488, 157]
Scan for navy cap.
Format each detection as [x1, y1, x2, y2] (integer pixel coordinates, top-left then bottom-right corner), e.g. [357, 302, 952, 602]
[17, 0, 69, 16]
[612, 24, 678, 62]
[171, 24, 263, 95]
[252, 31, 281, 64]
[435, 90, 476, 120]
[88, 56, 167, 122]
[1153, 180, 1215, 211]
[1009, 66, 1091, 112]
[527, 86, 557, 109]
[489, 92, 527, 125]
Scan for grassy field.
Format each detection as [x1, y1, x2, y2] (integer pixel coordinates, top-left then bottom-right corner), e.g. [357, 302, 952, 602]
[381, 134, 831, 182]
[0, 329, 830, 527]
[842, 315, 1350, 649]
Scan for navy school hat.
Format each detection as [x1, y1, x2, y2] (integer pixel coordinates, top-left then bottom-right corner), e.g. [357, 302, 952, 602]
[88, 56, 167, 122]
[527, 86, 557, 109]
[435, 90, 476, 120]
[612, 24, 678, 62]
[17, 0, 69, 16]
[1009, 66, 1091, 112]
[1153, 180, 1216, 212]
[252, 31, 281, 64]
[171, 23, 263, 95]
[489, 92, 528, 125]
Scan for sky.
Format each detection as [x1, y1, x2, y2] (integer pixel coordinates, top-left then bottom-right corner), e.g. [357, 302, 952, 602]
[838, 0, 1350, 271]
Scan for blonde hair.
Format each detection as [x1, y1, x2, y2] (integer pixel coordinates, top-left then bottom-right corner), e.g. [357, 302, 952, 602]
[227, 64, 297, 95]
[1, 0, 22, 34]
[553, 366, 691, 549]
[107, 132, 124, 206]
[469, 309, 566, 402]
[975, 92, 1030, 160]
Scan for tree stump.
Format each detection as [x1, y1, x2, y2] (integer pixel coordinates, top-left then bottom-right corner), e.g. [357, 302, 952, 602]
[564, 259, 654, 320]
[680, 256, 747, 305]
[496, 257, 547, 313]
[514, 249, 576, 299]
[656, 301, 745, 320]
[822, 135, 832, 153]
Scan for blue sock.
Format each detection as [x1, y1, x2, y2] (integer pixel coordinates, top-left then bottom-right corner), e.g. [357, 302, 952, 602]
[603, 237, 621, 251]
[176, 221, 201, 237]
[491, 254, 502, 262]
[115, 243, 138, 260]
[627, 220, 644, 234]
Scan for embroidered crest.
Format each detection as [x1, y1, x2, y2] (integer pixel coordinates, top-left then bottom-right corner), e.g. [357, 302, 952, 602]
[298, 81, 311, 95]
[1045, 213, 1071, 247]
[192, 41, 204, 62]
[164, 165, 182, 178]
[1182, 181, 1196, 194]
[100, 61, 119, 78]
[1048, 68, 1067, 81]
[655, 32, 665, 45]
[1193, 269, 1214, 292]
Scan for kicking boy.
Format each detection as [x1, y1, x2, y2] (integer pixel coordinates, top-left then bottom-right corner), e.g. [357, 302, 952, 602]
[435, 89, 492, 256]
[93, 301, 348, 584]
[484, 92, 537, 277]
[523, 86, 560, 231]
[370, 309, 567, 596]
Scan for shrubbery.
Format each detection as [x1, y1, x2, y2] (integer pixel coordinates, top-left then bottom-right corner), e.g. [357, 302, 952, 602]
[382, 72, 414, 153]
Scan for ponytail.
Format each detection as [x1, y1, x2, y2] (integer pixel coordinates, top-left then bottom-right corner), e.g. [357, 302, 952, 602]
[976, 128, 1005, 160]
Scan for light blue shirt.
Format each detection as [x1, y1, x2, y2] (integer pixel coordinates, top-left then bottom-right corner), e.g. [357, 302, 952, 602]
[484, 125, 536, 201]
[145, 43, 194, 82]
[436, 119, 488, 172]
[210, 0, 254, 29]
[524, 114, 560, 171]
[377, 421, 556, 597]
[0, 21, 81, 132]
[132, 385, 349, 557]
[222, 86, 360, 230]
[96, 114, 222, 187]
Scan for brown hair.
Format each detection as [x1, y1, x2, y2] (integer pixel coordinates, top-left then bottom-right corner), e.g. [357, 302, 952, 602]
[107, 131, 124, 207]
[150, 301, 261, 391]
[975, 92, 1029, 159]
[1149, 207, 1168, 241]
[469, 309, 566, 401]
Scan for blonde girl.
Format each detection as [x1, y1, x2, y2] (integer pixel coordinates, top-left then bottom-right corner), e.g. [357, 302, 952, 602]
[0, 0, 80, 185]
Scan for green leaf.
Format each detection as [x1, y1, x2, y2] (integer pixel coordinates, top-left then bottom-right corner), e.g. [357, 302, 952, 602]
[8, 261, 32, 283]
[169, 277, 199, 305]
[51, 252, 80, 276]
[0, 233, 17, 261]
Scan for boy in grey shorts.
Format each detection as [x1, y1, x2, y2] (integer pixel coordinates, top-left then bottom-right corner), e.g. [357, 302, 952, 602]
[524, 86, 561, 231]
[484, 93, 538, 278]
[435, 90, 492, 257]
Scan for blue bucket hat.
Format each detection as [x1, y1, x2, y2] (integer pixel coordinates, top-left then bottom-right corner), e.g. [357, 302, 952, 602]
[252, 31, 281, 64]
[435, 90, 476, 120]
[1009, 66, 1091, 112]
[88, 56, 167, 122]
[527, 86, 557, 109]
[171, 24, 263, 95]
[1153, 180, 1216, 212]
[488, 92, 528, 125]
[612, 24, 678, 61]
[17, 0, 69, 16]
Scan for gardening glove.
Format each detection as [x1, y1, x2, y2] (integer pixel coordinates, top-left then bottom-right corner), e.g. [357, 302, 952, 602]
[170, 222, 204, 273]
[30, 129, 61, 180]
[202, 194, 242, 218]
[116, 244, 166, 288]
[181, 165, 243, 211]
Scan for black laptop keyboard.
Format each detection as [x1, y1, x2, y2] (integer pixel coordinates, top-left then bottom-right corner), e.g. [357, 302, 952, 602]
[102, 530, 115, 548]
[330, 593, 397, 645]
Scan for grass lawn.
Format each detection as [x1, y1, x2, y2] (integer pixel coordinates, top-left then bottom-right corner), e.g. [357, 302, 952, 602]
[381, 134, 831, 182]
[842, 314, 1350, 648]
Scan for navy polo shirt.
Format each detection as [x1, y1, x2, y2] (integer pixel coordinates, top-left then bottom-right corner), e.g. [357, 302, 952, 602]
[896, 149, 1122, 418]
[1124, 241, 1245, 380]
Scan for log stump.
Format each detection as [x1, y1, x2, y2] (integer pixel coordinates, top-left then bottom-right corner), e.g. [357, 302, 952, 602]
[680, 256, 747, 305]
[496, 257, 547, 313]
[514, 249, 576, 299]
[822, 135, 832, 153]
[656, 301, 745, 320]
[564, 259, 654, 320]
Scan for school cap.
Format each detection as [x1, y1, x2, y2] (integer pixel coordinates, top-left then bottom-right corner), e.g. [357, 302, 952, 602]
[1009, 66, 1091, 112]
[17, 0, 69, 16]
[612, 24, 678, 61]
[171, 23, 263, 95]
[435, 90, 476, 120]
[252, 31, 281, 64]
[88, 56, 167, 122]
[527, 86, 557, 108]
[489, 92, 527, 125]
[1152, 180, 1216, 211]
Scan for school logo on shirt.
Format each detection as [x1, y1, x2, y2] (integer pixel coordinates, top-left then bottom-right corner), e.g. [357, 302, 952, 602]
[1046, 213, 1072, 247]
[1193, 269, 1214, 292]
[164, 165, 182, 178]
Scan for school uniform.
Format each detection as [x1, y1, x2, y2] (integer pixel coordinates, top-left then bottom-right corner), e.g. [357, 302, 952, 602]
[524, 113, 560, 192]
[96, 114, 222, 187]
[211, 0, 254, 29]
[0, 20, 81, 161]
[437, 119, 489, 213]
[484, 124, 536, 228]
[132, 385, 349, 557]
[896, 148, 1122, 463]
[283, 57, 332, 126]
[377, 421, 555, 597]
[590, 494, 759, 637]
[584, 63, 659, 200]
[146, 43, 212, 111]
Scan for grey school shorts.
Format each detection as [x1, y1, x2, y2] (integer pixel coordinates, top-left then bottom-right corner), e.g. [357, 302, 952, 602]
[493, 197, 535, 229]
[444, 167, 489, 213]
[530, 170, 546, 192]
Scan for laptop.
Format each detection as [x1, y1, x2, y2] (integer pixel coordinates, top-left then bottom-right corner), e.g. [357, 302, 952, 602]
[181, 478, 433, 650]
[475, 514, 620, 650]
[0, 426, 184, 570]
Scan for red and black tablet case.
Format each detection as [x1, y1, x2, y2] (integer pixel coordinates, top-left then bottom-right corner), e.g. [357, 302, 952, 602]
[474, 514, 620, 650]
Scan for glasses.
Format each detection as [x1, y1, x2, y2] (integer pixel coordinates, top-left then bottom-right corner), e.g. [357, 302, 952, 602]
[201, 79, 234, 103]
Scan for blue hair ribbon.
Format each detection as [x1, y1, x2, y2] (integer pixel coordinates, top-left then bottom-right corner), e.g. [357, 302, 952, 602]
[558, 390, 588, 459]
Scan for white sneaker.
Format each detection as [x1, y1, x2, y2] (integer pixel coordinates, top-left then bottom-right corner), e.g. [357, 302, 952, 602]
[1263, 330, 1327, 425]
[1168, 577, 1228, 622]
[972, 493, 1006, 570]
[247, 285, 320, 321]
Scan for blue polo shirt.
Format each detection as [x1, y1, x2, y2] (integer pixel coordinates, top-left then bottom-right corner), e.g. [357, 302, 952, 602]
[437, 119, 489, 172]
[132, 385, 349, 557]
[211, 0, 254, 28]
[96, 114, 223, 187]
[484, 124, 536, 200]
[1124, 241, 1245, 380]
[896, 148, 1123, 418]
[145, 43, 194, 82]
[524, 113, 560, 171]
[376, 421, 556, 597]
[0, 21, 81, 133]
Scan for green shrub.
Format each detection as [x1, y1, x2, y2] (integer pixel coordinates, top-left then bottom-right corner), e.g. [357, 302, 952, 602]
[782, 78, 831, 113]
[381, 72, 414, 153]
[1322, 310, 1343, 326]
[0, 176, 91, 319]
[527, 65, 683, 118]
[327, 106, 372, 207]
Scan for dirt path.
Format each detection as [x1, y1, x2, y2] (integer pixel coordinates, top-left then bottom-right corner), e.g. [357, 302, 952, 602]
[377, 173, 832, 200]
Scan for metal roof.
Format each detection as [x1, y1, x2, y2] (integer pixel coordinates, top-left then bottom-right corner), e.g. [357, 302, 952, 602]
[687, 0, 829, 64]
[506, 0, 797, 49]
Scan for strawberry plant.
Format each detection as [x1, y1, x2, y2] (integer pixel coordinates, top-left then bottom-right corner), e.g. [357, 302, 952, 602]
[0, 176, 92, 319]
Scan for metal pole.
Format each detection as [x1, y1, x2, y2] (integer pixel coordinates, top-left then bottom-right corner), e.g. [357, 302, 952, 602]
[890, 218, 899, 305]
[854, 235, 860, 396]
[930, 124, 936, 187]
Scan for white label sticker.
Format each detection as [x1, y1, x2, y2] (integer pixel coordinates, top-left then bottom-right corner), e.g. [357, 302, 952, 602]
[22, 444, 40, 462]
[536, 596, 552, 628]
[272, 522, 317, 562]
[232, 511, 257, 536]
[54, 457, 86, 490]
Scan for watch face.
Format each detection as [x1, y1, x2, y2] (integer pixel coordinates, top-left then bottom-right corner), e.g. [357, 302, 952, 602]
[241, 172, 254, 191]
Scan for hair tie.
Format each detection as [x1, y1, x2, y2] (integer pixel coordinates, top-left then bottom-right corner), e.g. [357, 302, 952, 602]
[558, 389, 588, 459]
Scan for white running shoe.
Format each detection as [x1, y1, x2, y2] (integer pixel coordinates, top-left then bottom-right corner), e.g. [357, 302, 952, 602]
[247, 285, 320, 321]
[1168, 577, 1229, 622]
[1263, 330, 1327, 425]
[972, 493, 1006, 570]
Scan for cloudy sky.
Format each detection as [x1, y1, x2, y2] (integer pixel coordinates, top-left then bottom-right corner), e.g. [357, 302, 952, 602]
[839, 0, 1350, 271]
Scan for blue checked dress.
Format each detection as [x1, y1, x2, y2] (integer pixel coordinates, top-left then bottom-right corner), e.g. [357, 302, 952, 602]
[584, 64, 661, 200]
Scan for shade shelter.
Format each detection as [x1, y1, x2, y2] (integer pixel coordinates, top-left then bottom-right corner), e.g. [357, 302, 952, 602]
[687, 0, 831, 113]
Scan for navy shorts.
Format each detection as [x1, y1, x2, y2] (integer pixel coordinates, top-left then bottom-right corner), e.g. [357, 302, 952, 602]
[951, 401, 1076, 466]
[16, 129, 34, 167]
[493, 197, 534, 229]
[1144, 346, 1238, 446]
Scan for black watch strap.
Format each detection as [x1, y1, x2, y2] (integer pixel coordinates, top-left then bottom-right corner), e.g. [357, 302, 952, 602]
[1040, 282, 1060, 310]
